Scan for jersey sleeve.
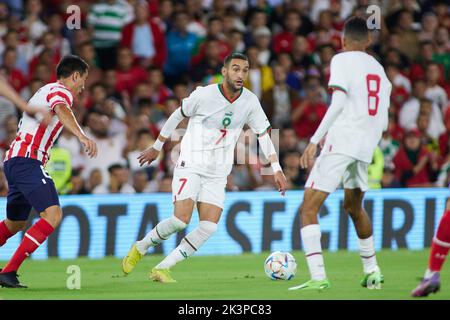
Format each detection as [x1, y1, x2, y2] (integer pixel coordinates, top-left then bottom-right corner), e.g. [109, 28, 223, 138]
[247, 97, 271, 137]
[46, 86, 74, 111]
[180, 87, 202, 117]
[328, 55, 349, 94]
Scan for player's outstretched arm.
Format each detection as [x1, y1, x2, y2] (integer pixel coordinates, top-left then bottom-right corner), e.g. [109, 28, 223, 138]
[0, 76, 52, 123]
[54, 103, 98, 158]
[300, 89, 347, 169]
[138, 107, 185, 166]
[258, 132, 287, 196]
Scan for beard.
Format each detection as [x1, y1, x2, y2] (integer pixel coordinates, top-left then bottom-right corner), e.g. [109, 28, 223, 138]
[225, 78, 240, 93]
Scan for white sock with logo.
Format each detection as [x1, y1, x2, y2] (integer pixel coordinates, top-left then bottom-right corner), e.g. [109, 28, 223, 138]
[358, 236, 379, 274]
[155, 221, 217, 269]
[136, 216, 187, 255]
[301, 224, 327, 281]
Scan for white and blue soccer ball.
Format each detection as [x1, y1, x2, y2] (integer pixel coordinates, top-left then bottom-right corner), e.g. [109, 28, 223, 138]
[264, 251, 297, 280]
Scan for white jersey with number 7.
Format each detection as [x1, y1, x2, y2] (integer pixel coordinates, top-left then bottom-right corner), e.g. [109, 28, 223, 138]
[325, 51, 392, 163]
[177, 83, 271, 177]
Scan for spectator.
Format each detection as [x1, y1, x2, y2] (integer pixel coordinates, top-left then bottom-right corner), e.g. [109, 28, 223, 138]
[76, 41, 102, 89]
[425, 62, 448, 112]
[192, 16, 231, 66]
[133, 169, 158, 193]
[191, 38, 223, 84]
[282, 151, 306, 189]
[2, 47, 27, 92]
[23, 0, 47, 42]
[87, 168, 103, 194]
[273, 10, 303, 54]
[253, 26, 273, 66]
[82, 110, 128, 184]
[244, 46, 274, 99]
[127, 128, 161, 173]
[261, 63, 299, 129]
[115, 46, 148, 96]
[243, 9, 268, 47]
[158, 174, 173, 192]
[56, 128, 85, 171]
[163, 11, 197, 87]
[93, 163, 135, 194]
[147, 66, 172, 105]
[380, 112, 402, 169]
[87, 0, 134, 70]
[393, 129, 439, 187]
[418, 12, 439, 42]
[399, 81, 445, 140]
[120, 0, 166, 68]
[291, 76, 327, 142]
[68, 170, 90, 195]
[0, 29, 33, 75]
[381, 166, 402, 188]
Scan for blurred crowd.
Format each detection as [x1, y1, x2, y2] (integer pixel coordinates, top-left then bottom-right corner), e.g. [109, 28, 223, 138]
[0, 0, 449, 196]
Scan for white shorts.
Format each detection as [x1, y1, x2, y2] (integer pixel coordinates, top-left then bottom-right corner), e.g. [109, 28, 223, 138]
[305, 153, 369, 193]
[172, 167, 227, 209]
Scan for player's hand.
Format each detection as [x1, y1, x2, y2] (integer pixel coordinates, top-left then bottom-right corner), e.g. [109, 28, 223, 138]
[300, 143, 317, 169]
[138, 146, 159, 166]
[79, 135, 98, 158]
[274, 170, 287, 196]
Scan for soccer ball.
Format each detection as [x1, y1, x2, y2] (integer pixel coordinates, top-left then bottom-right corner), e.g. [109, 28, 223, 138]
[264, 251, 297, 280]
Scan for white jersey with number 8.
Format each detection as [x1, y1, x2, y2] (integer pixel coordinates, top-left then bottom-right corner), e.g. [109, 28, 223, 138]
[325, 51, 392, 163]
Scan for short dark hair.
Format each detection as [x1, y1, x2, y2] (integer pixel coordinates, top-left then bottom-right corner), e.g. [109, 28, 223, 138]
[223, 52, 248, 67]
[56, 55, 89, 79]
[108, 163, 125, 174]
[343, 16, 369, 42]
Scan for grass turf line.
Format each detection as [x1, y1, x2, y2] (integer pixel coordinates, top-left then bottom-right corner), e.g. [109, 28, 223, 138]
[0, 250, 448, 300]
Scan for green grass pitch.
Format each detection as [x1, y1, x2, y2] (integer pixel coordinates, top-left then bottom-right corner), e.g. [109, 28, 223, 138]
[0, 250, 448, 300]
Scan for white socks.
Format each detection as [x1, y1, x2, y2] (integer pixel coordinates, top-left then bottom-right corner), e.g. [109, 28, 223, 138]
[156, 220, 217, 269]
[301, 224, 326, 281]
[358, 235, 379, 274]
[136, 216, 187, 255]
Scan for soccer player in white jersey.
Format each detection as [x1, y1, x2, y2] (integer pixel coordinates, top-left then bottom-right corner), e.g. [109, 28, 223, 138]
[288, 17, 392, 291]
[122, 53, 288, 282]
[0, 55, 97, 288]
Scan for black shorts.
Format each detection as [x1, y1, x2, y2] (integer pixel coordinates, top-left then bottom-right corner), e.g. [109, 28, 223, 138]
[4, 157, 60, 221]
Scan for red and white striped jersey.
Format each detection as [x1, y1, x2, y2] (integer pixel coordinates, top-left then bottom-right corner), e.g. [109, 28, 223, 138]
[4, 82, 74, 166]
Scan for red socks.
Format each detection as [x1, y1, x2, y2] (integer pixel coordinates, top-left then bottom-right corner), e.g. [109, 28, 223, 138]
[429, 210, 450, 272]
[1, 219, 54, 273]
[0, 220, 13, 246]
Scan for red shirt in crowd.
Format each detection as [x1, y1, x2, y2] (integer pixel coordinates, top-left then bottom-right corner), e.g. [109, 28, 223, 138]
[292, 100, 327, 139]
[393, 146, 432, 187]
[115, 67, 148, 96]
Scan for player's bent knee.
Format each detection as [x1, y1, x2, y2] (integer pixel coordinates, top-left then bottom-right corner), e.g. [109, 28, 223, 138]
[171, 215, 188, 231]
[5, 219, 27, 234]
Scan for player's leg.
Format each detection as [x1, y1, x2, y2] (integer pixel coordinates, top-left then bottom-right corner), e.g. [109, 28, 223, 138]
[343, 188, 382, 288]
[289, 188, 331, 291]
[0, 159, 61, 288]
[412, 198, 450, 297]
[0, 162, 31, 247]
[343, 160, 383, 288]
[0, 219, 26, 246]
[122, 170, 199, 274]
[150, 176, 225, 282]
[289, 153, 352, 291]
